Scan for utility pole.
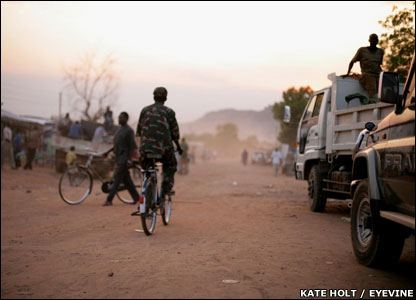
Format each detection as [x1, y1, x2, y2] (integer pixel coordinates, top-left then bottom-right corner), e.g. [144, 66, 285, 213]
[59, 92, 62, 120]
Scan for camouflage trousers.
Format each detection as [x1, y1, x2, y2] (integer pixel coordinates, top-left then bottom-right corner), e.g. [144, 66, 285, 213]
[140, 149, 177, 198]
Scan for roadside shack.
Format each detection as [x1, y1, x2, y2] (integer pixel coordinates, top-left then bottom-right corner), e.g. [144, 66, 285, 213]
[1, 109, 56, 167]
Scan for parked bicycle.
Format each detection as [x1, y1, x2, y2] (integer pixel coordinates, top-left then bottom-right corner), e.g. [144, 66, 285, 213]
[131, 160, 173, 236]
[58, 151, 142, 205]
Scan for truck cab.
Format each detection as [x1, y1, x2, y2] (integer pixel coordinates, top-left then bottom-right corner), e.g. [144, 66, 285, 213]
[296, 88, 329, 170]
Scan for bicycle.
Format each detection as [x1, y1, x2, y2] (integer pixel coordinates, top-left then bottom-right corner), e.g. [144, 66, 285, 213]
[131, 160, 174, 236]
[58, 151, 142, 205]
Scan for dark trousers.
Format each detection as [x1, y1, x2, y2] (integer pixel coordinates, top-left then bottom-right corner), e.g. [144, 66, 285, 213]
[14, 147, 21, 168]
[107, 163, 140, 203]
[140, 150, 177, 198]
[24, 148, 36, 169]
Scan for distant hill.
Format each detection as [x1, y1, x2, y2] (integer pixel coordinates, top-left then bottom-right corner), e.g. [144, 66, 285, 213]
[180, 106, 280, 143]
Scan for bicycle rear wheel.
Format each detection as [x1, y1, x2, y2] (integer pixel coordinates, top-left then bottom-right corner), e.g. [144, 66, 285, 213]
[116, 168, 143, 204]
[141, 178, 157, 235]
[161, 195, 172, 226]
[59, 166, 92, 205]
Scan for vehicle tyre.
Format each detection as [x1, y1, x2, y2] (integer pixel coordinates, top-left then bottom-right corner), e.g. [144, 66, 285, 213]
[141, 178, 157, 236]
[350, 180, 405, 267]
[308, 164, 327, 212]
[59, 166, 92, 205]
[161, 195, 172, 226]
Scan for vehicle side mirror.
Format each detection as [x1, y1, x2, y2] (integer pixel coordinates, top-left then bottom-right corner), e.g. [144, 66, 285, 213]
[365, 122, 376, 131]
[283, 105, 291, 124]
[378, 72, 400, 104]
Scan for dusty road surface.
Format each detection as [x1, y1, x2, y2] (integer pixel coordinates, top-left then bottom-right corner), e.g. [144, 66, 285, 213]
[1, 160, 415, 299]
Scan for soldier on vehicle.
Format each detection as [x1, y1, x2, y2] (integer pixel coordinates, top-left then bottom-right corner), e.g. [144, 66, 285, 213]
[343, 33, 384, 99]
[136, 87, 183, 206]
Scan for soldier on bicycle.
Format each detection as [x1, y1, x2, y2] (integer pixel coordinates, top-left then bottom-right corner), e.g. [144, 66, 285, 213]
[136, 87, 183, 206]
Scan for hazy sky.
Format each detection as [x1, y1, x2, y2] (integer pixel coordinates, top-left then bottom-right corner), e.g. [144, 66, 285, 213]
[1, 1, 413, 124]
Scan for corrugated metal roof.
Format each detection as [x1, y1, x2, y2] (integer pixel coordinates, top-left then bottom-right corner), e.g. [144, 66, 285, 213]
[1, 110, 56, 127]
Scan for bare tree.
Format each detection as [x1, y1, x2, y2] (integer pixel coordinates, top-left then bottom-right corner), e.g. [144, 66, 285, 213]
[64, 52, 120, 122]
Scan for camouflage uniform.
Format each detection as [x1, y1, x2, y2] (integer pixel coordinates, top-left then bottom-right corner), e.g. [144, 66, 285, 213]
[351, 47, 384, 99]
[136, 102, 180, 197]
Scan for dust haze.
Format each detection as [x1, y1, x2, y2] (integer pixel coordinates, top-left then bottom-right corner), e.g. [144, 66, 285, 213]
[1, 160, 414, 298]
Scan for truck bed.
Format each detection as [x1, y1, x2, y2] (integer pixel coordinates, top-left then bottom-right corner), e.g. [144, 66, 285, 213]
[327, 102, 394, 154]
[325, 74, 399, 155]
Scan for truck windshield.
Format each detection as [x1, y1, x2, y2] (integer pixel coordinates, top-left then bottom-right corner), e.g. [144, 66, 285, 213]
[304, 93, 324, 119]
[312, 94, 324, 117]
[304, 96, 317, 119]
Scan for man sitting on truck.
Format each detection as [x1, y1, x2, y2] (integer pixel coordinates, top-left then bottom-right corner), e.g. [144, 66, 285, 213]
[343, 33, 384, 99]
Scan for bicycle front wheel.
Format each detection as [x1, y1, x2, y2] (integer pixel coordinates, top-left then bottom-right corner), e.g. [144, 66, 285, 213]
[59, 166, 93, 205]
[141, 178, 157, 235]
[161, 195, 172, 226]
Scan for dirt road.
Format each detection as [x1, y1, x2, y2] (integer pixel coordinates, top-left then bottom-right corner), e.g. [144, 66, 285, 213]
[1, 160, 414, 299]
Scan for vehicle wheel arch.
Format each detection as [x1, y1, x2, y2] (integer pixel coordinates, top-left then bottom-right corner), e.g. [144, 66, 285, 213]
[352, 149, 381, 201]
[304, 159, 319, 180]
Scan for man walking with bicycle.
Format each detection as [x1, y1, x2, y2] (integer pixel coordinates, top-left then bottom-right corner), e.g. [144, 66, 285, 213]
[102, 112, 140, 206]
[136, 87, 183, 207]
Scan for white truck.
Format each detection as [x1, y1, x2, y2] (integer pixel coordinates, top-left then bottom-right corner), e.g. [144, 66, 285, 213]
[292, 73, 403, 212]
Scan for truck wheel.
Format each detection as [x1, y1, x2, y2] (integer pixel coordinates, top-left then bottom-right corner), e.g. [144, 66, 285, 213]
[308, 165, 327, 212]
[350, 180, 405, 268]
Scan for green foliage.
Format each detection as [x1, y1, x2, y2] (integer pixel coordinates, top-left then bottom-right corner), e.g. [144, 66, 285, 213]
[379, 3, 415, 82]
[273, 86, 313, 146]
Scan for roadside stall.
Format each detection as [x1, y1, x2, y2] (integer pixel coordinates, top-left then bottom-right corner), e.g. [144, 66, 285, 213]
[1, 109, 56, 167]
[53, 120, 116, 177]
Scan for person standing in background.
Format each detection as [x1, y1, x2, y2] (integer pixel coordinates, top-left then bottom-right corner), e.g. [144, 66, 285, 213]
[59, 113, 72, 137]
[13, 131, 23, 168]
[92, 125, 107, 150]
[271, 148, 282, 177]
[1, 125, 16, 169]
[104, 106, 114, 132]
[179, 137, 189, 174]
[68, 121, 83, 139]
[24, 126, 42, 170]
[242, 149, 248, 165]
